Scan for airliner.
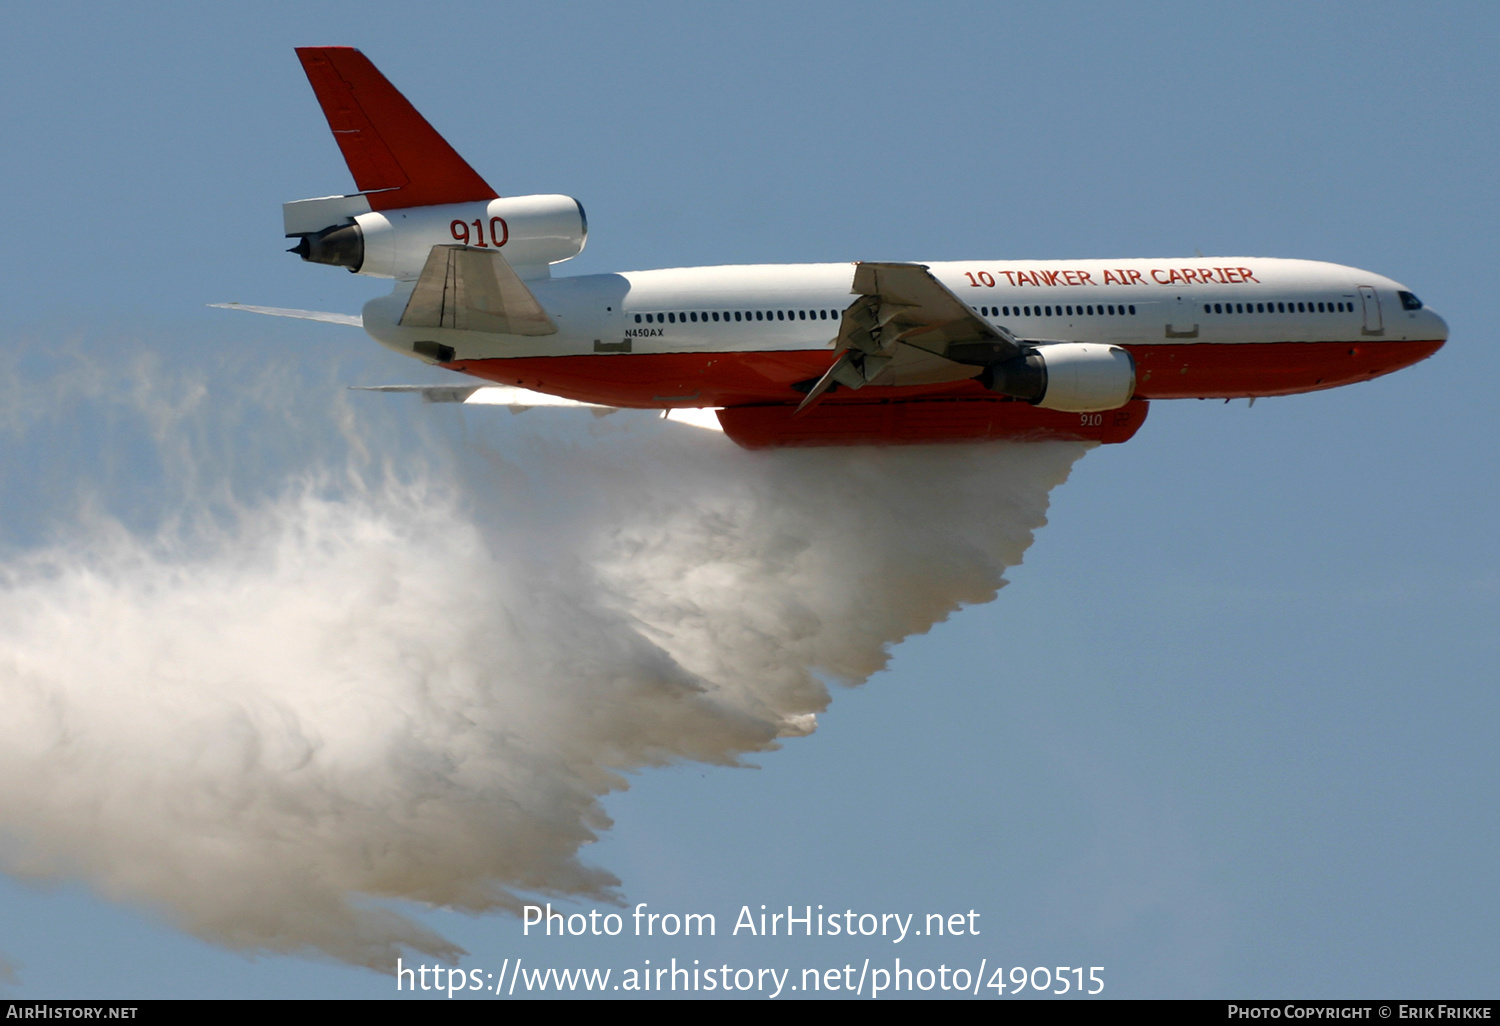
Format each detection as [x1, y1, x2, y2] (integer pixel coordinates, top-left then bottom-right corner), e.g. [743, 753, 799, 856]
[236, 46, 1447, 448]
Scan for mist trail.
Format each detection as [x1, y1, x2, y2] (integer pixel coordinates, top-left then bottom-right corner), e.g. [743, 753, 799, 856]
[0, 345, 1088, 968]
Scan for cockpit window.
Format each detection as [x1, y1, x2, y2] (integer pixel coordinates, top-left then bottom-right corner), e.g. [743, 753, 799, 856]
[1398, 291, 1423, 311]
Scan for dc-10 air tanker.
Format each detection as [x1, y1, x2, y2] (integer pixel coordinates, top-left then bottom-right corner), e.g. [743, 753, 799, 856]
[234, 47, 1447, 449]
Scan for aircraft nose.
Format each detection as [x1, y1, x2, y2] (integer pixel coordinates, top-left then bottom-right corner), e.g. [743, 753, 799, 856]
[1429, 308, 1450, 343]
[1397, 307, 1447, 369]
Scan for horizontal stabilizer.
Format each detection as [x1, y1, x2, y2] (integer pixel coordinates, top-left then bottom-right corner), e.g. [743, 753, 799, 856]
[400, 245, 558, 336]
[295, 46, 498, 211]
[210, 303, 361, 327]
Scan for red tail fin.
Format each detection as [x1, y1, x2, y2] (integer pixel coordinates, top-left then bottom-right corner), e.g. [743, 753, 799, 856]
[295, 46, 498, 211]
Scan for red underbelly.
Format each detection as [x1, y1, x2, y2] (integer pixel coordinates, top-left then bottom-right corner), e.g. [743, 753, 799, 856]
[450, 339, 1443, 408]
[1128, 339, 1444, 398]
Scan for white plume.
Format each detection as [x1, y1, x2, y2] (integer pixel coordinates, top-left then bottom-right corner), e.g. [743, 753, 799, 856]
[0, 338, 1087, 968]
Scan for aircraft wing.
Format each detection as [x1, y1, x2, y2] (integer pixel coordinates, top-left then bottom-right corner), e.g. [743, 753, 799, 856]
[352, 384, 608, 407]
[799, 262, 1024, 410]
[352, 385, 723, 430]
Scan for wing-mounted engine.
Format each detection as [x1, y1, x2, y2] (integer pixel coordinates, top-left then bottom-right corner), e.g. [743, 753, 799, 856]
[285, 193, 587, 280]
[983, 342, 1136, 413]
[804, 262, 1137, 415]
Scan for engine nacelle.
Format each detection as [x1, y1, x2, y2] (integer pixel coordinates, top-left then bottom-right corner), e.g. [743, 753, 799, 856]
[286, 193, 587, 280]
[984, 342, 1136, 412]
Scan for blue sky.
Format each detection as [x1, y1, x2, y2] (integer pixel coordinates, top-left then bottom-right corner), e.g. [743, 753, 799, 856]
[0, 1, 1494, 999]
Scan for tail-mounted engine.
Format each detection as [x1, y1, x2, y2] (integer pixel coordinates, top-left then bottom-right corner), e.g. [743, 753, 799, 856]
[285, 193, 587, 280]
[285, 48, 585, 281]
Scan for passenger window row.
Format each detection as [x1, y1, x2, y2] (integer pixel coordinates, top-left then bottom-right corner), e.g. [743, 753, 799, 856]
[1204, 300, 1353, 314]
[979, 304, 1137, 318]
[634, 309, 841, 324]
[632, 297, 1394, 325]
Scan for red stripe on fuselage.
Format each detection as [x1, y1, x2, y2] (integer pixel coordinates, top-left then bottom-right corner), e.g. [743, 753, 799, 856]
[448, 339, 1443, 409]
[1129, 339, 1443, 398]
